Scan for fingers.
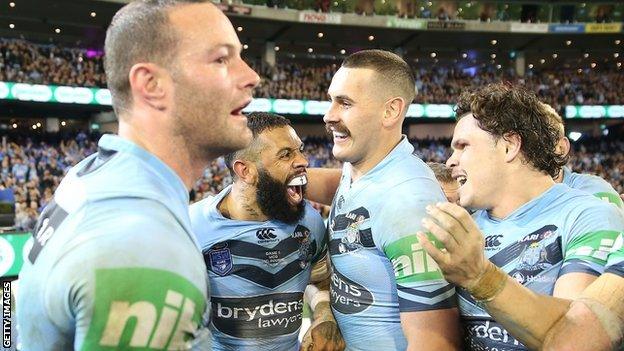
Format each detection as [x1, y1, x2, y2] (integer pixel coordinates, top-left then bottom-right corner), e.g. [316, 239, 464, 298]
[417, 231, 448, 267]
[421, 217, 459, 253]
[300, 329, 313, 351]
[309, 321, 346, 351]
[434, 202, 480, 235]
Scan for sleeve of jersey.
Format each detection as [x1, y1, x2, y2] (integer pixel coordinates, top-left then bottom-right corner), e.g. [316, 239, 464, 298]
[43, 211, 211, 351]
[605, 233, 624, 277]
[577, 177, 624, 211]
[310, 207, 328, 264]
[377, 181, 457, 313]
[560, 201, 624, 277]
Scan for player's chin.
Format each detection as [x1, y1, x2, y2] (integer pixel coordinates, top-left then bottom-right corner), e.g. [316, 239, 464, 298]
[332, 145, 351, 162]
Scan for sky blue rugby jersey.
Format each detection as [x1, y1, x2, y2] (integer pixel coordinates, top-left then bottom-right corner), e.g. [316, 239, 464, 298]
[605, 232, 624, 277]
[327, 137, 456, 351]
[562, 166, 623, 210]
[461, 183, 624, 351]
[189, 186, 326, 351]
[17, 135, 211, 351]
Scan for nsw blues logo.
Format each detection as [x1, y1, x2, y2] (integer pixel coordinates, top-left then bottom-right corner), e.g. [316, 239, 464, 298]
[207, 243, 233, 276]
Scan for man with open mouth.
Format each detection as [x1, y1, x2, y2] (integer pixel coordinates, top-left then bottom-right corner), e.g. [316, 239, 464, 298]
[315, 49, 461, 351]
[190, 112, 344, 351]
[417, 84, 624, 351]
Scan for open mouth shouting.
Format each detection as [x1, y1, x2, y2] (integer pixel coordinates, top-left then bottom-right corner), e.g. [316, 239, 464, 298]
[286, 174, 307, 206]
[455, 174, 467, 187]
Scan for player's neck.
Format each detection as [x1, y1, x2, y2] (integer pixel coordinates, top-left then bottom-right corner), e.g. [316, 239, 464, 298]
[222, 182, 269, 222]
[488, 172, 555, 219]
[350, 133, 402, 182]
[118, 118, 204, 190]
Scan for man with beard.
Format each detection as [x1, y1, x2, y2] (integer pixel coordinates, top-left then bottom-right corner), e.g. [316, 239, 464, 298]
[320, 49, 460, 350]
[190, 113, 344, 351]
[16, 1, 259, 350]
[416, 84, 624, 351]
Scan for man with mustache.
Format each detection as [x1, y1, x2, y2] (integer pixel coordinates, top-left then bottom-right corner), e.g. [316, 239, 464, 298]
[417, 84, 624, 351]
[16, 1, 259, 350]
[190, 112, 344, 351]
[320, 49, 460, 350]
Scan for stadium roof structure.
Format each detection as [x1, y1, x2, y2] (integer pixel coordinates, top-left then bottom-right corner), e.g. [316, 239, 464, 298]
[0, 0, 621, 70]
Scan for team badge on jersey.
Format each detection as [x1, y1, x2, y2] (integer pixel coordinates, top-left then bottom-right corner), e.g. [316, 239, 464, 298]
[208, 244, 233, 276]
[510, 225, 561, 284]
[337, 195, 345, 210]
[293, 224, 314, 268]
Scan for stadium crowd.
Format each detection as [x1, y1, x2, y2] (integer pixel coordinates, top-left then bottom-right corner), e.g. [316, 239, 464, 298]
[1, 132, 622, 232]
[2, 38, 623, 113]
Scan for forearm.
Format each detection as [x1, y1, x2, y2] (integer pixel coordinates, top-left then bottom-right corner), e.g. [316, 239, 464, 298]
[543, 274, 624, 351]
[482, 274, 571, 350]
[465, 263, 570, 349]
[306, 168, 341, 205]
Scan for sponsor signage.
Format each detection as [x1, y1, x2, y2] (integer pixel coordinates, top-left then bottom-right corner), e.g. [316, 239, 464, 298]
[0, 81, 111, 105]
[330, 266, 374, 314]
[548, 24, 585, 33]
[0, 81, 457, 118]
[0, 232, 31, 277]
[585, 23, 622, 33]
[427, 21, 466, 30]
[386, 18, 427, 29]
[565, 105, 624, 119]
[299, 12, 342, 24]
[212, 293, 304, 337]
[216, 3, 252, 15]
[509, 22, 548, 33]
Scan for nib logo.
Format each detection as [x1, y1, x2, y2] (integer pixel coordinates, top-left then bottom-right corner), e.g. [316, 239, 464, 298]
[99, 290, 196, 348]
[82, 268, 207, 350]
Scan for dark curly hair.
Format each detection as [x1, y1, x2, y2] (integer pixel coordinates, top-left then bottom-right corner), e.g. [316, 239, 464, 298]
[455, 83, 567, 177]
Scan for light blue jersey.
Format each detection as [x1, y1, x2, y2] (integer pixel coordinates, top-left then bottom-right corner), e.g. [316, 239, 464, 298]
[461, 184, 624, 351]
[562, 166, 623, 210]
[605, 233, 624, 277]
[17, 135, 211, 351]
[328, 137, 456, 351]
[189, 186, 326, 351]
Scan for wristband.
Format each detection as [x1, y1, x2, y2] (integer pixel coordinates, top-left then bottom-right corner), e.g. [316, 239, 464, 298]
[304, 284, 330, 311]
[467, 263, 508, 303]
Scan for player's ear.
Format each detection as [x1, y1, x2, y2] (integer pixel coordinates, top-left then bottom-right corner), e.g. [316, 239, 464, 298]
[128, 62, 169, 112]
[382, 95, 405, 128]
[502, 132, 522, 163]
[232, 160, 256, 185]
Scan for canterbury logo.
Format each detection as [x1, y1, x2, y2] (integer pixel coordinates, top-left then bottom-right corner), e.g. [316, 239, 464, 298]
[256, 228, 277, 240]
[485, 235, 503, 249]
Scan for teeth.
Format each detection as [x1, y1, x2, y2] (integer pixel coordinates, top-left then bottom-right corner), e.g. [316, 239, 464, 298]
[288, 175, 307, 186]
[333, 132, 347, 138]
[456, 176, 467, 185]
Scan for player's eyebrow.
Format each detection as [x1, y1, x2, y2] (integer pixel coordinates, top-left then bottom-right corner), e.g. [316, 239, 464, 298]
[451, 138, 468, 149]
[330, 94, 355, 104]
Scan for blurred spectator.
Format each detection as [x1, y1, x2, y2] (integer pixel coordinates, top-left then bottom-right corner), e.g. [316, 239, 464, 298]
[0, 38, 106, 87]
[355, 0, 374, 15]
[595, 5, 613, 23]
[396, 0, 416, 18]
[314, 0, 330, 12]
[437, 7, 450, 21]
[4, 38, 623, 114]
